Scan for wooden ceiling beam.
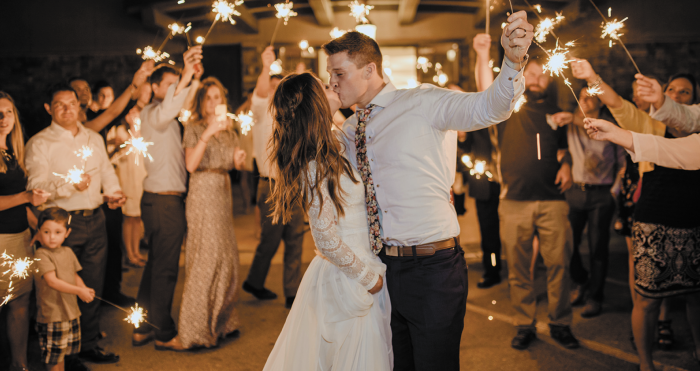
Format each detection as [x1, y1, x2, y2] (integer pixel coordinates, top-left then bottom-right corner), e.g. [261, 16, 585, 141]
[308, 0, 335, 26]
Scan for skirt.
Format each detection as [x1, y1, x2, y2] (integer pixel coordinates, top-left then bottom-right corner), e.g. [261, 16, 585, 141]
[633, 221, 700, 298]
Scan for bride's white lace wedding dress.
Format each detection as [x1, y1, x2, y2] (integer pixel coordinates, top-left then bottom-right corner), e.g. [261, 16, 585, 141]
[262, 161, 393, 371]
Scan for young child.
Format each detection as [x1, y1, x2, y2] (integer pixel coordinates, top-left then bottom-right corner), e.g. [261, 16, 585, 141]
[34, 207, 95, 371]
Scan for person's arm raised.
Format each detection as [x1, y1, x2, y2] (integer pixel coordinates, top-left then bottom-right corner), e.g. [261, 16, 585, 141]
[570, 59, 623, 110]
[84, 61, 154, 132]
[254, 46, 276, 99]
[473, 33, 494, 92]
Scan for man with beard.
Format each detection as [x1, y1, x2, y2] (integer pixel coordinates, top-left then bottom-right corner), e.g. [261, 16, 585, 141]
[497, 58, 578, 350]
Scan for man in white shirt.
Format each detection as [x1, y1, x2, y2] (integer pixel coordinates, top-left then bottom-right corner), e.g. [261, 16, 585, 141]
[322, 11, 532, 370]
[132, 46, 203, 351]
[243, 46, 304, 309]
[26, 83, 127, 366]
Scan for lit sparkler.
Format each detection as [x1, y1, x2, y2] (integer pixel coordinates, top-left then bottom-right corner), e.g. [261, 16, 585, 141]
[125, 304, 147, 328]
[1, 251, 39, 307]
[542, 40, 573, 78]
[53, 166, 86, 185]
[461, 154, 473, 168]
[269, 59, 283, 75]
[588, 1, 641, 74]
[133, 117, 142, 132]
[534, 4, 542, 13]
[470, 160, 493, 180]
[534, 12, 565, 44]
[200, 0, 244, 45]
[168, 22, 185, 36]
[120, 131, 154, 166]
[275, 2, 297, 25]
[299, 40, 309, 50]
[416, 56, 432, 73]
[74, 145, 93, 162]
[179, 109, 192, 124]
[349, 0, 374, 23]
[330, 27, 348, 39]
[137, 46, 170, 63]
[586, 85, 603, 96]
[231, 110, 254, 135]
[514, 95, 527, 112]
[270, 2, 298, 46]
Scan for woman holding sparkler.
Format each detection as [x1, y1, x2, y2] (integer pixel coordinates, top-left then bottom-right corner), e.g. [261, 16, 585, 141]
[175, 76, 246, 349]
[572, 60, 700, 371]
[262, 72, 390, 371]
[0, 91, 50, 371]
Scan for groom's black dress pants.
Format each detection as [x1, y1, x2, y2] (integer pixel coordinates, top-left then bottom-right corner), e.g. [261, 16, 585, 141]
[379, 242, 469, 371]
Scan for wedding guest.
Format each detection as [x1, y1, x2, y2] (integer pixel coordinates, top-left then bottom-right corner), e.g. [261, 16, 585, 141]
[553, 88, 625, 318]
[26, 83, 126, 367]
[243, 46, 304, 309]
[0, 91, 50, 371]
[497, 58, 577, 350]
[131, 46, 202, 351]
[585, 116, 700, 369]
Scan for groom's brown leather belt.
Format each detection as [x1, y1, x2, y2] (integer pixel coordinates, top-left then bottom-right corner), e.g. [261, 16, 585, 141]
[384, 237, 460, 257]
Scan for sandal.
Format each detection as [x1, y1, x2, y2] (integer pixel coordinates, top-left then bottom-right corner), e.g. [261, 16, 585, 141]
[657, 320, 674, 350]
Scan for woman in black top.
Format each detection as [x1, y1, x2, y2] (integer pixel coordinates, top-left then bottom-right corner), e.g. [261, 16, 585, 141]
[0, 91, 49, 371]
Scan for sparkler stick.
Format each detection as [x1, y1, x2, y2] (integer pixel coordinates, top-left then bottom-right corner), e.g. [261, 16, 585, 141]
[587, 0, 641, 74]
[270, 18, 282, 47]
[485, 0, 490, 33]
[94, 296, 159, 330]
[202, 0, 243, 45]
[536, 133, 541, 160]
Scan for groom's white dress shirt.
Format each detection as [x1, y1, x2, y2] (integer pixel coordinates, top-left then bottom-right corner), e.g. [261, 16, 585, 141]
[340, 59, 525, 246]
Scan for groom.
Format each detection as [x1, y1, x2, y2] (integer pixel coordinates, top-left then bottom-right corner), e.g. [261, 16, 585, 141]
[322, 11, 533, 370]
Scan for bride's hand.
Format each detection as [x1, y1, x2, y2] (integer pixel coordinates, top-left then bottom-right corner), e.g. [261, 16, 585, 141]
[368, 274, 383, 294]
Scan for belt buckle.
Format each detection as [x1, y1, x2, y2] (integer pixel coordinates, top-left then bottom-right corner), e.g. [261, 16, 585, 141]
[385, 245, 399, 257]
[578, 183, 587, 191]
[84, 209, 94, 217]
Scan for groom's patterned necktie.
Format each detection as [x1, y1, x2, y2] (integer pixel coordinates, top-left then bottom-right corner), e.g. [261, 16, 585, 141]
[356, 104, 383, 255]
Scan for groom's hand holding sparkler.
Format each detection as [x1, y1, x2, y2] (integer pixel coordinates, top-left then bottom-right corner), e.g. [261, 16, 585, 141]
[635, 74, 665, 110]
[175, 46, 204, 96]
[501, 10, 534, 69]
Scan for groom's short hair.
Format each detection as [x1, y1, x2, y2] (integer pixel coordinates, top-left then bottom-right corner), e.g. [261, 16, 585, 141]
[322, 31, 383, 78]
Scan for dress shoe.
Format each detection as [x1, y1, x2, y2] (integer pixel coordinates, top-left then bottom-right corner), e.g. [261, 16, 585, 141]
[132, 331, 155, 346]
[243, 281, 278, 300]
[511, 328, 537, 350]
[580, 300, 602, 318]
[78, 346, 119, 364]
[155, 336, 188, 352]
[101, 292, 136, 307]
[570, 284, 586, 306]
[65, 356, 90, 371]
[285, 296, 295, 309]
[477, 276, 502, 289]
[549, 324, 580, 349]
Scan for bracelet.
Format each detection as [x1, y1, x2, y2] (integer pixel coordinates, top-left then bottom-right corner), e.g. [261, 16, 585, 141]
[587, 75, 602, 89]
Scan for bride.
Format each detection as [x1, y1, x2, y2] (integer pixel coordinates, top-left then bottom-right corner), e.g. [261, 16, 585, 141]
[262, 72, 393, 371]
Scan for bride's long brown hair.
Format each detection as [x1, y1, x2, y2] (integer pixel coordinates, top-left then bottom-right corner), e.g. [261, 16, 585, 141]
[268, 72, 357, 224]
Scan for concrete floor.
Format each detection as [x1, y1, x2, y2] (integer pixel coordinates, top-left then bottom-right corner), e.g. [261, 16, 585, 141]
[3, 191, 699, 371]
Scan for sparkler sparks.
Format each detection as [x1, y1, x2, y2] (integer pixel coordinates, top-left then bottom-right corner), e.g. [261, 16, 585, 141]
[416, 56, 432, 73]
[534, 4, 542, 13]
[53, 166, 86, 185]
[274, 2, 298, 25]
[120, 131, 154, 166]
[269, 59, 283, 75]
[514, 95, 527, 112]
[349, 0, 374, 23]
[330, 27, 348, 39]
[601, 17, 627, 42]
[213, 0, 243, 24]
[470, 160, 493, 180]
[534, 13, 565, 44]
[74, 145, 94, 162]
[179, 110, 192, 124]
[432, 63, 448, 87]
[231, 110, 254, 135]
[137, 46, 170, 63]
[1, 251, 39, 306]
[168, 22, 185, 35]
[586, 85, 603, 96]
[542, 40, 573, 78]
[125, 304, 147, 328]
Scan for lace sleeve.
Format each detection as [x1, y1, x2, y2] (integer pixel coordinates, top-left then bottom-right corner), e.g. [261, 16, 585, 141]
[307, 163, 379, 290]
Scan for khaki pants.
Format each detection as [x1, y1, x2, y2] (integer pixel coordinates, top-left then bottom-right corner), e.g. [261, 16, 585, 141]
[499, 199, 573, 329]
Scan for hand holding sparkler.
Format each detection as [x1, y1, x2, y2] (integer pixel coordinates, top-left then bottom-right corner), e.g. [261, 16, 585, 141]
[107, 191, 127, 210]
[133, 61, 156, 91]
[501, 11, 534, 67]
[25, 189, 51, 207]
[584, 118, 634, 151]
[261, 46, 276, 71]
[78, 286, 96, 303]
[635, 74, 665, 109]
[570, 58, 597, 84]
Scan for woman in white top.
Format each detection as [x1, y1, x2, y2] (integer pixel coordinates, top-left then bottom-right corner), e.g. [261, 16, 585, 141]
[262, 72, 391, 371]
